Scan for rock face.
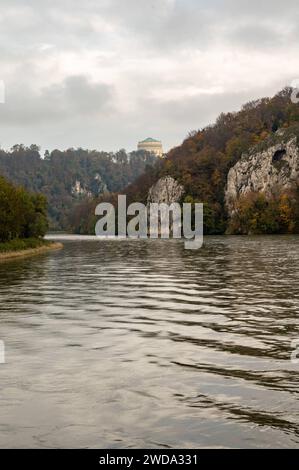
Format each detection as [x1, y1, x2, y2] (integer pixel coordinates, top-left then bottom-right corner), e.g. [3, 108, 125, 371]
[93, 173, 108, 195]
[147, 176, 184, 204]
[225, 132, 299, 215]
[71, 174, 108, 198]
[71, 180, 92, 198]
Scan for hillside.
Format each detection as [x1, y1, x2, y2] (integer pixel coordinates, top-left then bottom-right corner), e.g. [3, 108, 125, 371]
[0, 147, 156, 230]
[71, 87, 299, 235]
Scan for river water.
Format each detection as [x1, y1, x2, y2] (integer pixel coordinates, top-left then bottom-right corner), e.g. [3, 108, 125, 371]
[0, 236, 299, 448]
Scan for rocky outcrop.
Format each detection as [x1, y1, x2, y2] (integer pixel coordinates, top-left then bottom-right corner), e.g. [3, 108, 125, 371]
[71, 180, 92, 198]
[93, 174, 108, 195]
[225, 131, 299, 214]
[72, 174, 108, 198]
[147, 176, 184, 204]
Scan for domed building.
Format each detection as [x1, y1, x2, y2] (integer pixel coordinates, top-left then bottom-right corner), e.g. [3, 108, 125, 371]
[137, 137, 163, 157]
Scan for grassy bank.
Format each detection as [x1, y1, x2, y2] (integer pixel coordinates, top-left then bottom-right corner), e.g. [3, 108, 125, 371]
[0, 238, 63, 260]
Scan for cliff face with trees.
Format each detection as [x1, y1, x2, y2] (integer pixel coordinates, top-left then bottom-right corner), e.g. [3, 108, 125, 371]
[0, 147, 156, 230]
[157, 87, 299, 234]
[71, 87, 299, 236]
[225, 126, 299, 234]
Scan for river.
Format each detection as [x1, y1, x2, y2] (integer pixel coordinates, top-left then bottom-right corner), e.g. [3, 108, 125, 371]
[0, 235, 298, 448]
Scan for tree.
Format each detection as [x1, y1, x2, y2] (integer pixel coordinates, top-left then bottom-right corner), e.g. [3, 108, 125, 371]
[0, 176, 48, 242]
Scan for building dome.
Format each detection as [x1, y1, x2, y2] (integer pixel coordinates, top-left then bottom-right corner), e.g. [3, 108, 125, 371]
[137, 137, 163, 157]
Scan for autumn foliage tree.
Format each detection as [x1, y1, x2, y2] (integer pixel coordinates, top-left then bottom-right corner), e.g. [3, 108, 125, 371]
[227, 189, 299, 235]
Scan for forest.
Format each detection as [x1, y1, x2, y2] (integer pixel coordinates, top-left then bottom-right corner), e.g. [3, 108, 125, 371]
[0, 147, 156, 230]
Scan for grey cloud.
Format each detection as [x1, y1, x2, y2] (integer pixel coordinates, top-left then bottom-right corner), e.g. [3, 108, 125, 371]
[1, 0, 296, 55]
[227, 23, 289, 50]
[0, 76, 114, 125]
[96, 0, 299, 52]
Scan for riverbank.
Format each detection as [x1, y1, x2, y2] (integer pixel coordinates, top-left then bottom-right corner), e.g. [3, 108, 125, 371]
[0, 238, 63, 261]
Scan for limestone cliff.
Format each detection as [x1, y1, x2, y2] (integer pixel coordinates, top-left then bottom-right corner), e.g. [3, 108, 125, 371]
[147, 176, 184, 204]
[225, 129, 299, 214]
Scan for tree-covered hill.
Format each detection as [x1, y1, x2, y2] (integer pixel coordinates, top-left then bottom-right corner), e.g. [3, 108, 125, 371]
[156, 87, 299, 233]
[0, 146, 156, 230]
[71, 87, 299, 235]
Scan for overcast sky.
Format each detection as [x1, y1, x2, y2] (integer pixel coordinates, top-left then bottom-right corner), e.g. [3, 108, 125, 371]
[0, 0, 298, 154]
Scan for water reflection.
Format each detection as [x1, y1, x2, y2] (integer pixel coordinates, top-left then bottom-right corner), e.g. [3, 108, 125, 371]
[0, 236, 298, 448]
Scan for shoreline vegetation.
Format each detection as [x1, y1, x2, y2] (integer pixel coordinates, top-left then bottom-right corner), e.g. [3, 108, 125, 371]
[0, 238, 63, 261]
[0, 175, 60, 261]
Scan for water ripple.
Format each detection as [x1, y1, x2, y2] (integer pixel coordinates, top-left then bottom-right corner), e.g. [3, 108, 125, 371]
[0, 235, 298, 448]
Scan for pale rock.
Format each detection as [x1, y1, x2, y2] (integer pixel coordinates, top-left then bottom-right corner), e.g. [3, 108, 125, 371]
[225, 133, 299, 215]
[147, 176, 184, 205]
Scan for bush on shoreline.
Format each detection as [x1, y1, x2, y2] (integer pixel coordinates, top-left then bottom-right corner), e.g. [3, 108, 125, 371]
[0, 175, 48, 243]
